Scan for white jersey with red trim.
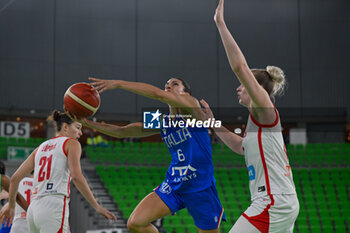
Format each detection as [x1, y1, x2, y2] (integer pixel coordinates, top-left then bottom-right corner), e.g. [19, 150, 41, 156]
[242, 109, 296, 201]
[32, 136, 72, 199]
[14, 177, 33, 220]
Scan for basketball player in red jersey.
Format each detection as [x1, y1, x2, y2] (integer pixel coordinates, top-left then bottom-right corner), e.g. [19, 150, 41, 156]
[200, 0, 299, 232]
[0, 110, 116, 233]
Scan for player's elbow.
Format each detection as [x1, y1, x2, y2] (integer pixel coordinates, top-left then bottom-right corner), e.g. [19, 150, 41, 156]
[70, 172, 85, 184]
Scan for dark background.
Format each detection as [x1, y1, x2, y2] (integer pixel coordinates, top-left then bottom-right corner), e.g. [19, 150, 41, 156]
[0, 0, 349, 121]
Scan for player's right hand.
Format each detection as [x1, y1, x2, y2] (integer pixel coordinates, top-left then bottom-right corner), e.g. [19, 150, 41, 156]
[200, 99, 215, 121]
[88, 77, 120, 93]
[96, 205, 117, 222]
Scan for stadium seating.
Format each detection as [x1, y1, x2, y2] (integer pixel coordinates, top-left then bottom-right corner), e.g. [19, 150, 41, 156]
[0, 136, 45, 159]
[96, 164, 349, 233]
[89, 142, 349, 233]
[86, 142, 350, 167]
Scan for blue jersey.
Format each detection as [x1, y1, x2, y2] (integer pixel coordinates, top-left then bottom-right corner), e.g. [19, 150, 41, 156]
[160, 114, 215, 193]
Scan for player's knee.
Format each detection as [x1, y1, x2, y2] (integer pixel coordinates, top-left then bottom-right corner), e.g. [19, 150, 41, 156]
[127, 217, 141, 231]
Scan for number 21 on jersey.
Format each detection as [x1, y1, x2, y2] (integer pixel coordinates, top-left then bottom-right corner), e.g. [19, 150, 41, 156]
[38, 155, 53, 182]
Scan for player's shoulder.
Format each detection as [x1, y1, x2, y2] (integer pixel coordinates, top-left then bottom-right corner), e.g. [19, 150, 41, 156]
[64, 138, 80, 147]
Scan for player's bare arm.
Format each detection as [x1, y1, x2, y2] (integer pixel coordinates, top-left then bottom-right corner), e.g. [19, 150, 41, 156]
[66, 139, 117, 221]
[214, 0, 273, 112]
[200, 99, 243, 155]
[89, 78, 202, 117]
[76, 119, 159, 138]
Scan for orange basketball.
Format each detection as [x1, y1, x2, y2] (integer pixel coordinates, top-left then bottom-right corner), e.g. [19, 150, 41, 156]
[64, 83, 100, 118]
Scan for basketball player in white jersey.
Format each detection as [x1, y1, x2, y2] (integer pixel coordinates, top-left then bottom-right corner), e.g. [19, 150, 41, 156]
[0, 110, 116, 233]
[200, 0, 299, 232]
[9, 175, 33, 233]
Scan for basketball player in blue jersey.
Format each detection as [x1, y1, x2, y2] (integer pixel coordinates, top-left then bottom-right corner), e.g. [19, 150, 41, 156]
[73, 77, 225, 233]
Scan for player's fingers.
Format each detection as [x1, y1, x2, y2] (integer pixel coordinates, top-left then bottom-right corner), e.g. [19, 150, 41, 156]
[98, 87, 107, 94]
[200, 99, 210, 108]
[110, 212, 117, 221]
[88, 77, 101, 82]
[90, 82, 102, 89]
[4, 217, 9, 227]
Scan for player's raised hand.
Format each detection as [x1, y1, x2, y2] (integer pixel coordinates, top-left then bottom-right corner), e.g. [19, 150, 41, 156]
[214, 0, 225, 25]
[89, 77, 120, 93]
[200, 99, 215, 120]
[95, 205, 117, 221]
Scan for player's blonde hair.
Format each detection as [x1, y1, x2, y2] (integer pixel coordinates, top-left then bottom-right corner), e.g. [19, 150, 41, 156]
[251, 66, 287, 98]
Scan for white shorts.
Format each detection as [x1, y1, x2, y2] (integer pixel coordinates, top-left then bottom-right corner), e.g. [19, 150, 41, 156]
[27, 195, 69, 233]
[229, 194, 299, 233]
[10, 218, 28, 233]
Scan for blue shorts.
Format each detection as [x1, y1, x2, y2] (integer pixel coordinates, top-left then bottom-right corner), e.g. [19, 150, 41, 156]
[154, 181, 226, 230]
[0, 222, 11, 233]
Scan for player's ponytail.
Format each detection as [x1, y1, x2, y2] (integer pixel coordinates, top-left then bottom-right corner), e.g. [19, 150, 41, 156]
[47, 110, 73, 131]
[266, 65, 286, 97]
[251, 66, 287, 100]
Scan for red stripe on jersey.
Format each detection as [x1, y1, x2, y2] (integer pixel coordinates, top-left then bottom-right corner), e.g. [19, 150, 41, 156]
[57, 196, 67, 233]
[62, 138, 71, 157]
[247, 127, 275, 232]
[258, 128, 271, 195]
[250, 108, 279, 128]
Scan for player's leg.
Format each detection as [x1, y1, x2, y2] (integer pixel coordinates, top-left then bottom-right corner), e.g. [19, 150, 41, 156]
[185, 183, 225, 233]
[127, 192, 172, 233]
[228, 215, 261, 233]
[9, 219, 29, 233]
[26, 201, 39, 233]
[197, 228, 220, 233]
[35, 196, 69, 233]
[268, 194, 299, 233]
[229, 196, 272, 233]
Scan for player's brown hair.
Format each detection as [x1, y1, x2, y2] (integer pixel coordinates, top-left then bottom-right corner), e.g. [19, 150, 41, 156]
[47, 110, 73, 131]
[173, 78, 191, 94]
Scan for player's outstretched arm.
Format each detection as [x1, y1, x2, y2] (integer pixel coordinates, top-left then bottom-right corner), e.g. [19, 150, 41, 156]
[69, 115, 159, 138]
[201, 100, 243, 155]
[66, 139, 117, 221]
[214, 0, 272, 110]
[88, 77, 199, 110]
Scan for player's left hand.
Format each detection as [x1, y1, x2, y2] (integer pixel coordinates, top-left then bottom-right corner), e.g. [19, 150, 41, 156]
[214, 0, 225, 25]
[0, 203, 14, 226]
[95, 205, 117, 222]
